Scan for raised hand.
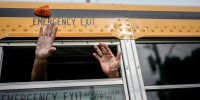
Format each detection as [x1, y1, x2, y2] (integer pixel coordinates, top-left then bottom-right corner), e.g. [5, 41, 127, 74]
[32, 22, 58, 81]
[93, 42, 122, 78]
[35, 22, 58, 59]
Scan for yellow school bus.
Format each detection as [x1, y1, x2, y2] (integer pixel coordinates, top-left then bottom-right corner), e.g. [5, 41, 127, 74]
[0, 1, 200, 100]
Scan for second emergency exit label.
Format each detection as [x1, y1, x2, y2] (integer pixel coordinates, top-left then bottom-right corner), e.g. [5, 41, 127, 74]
[0, 85, 125, 100]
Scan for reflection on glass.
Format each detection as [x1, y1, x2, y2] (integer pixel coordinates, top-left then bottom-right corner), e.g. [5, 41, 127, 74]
[147, 88, 200, 100]
[136, 43, 200, 85]
[0, 85, 125, 100]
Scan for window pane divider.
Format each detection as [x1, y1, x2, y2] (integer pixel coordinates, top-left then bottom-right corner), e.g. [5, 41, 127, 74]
[0, 47, 3, 78]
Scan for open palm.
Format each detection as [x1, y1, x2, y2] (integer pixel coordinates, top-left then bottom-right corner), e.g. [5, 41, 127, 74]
[93, 42, 122, 78]
[35, 23, 58, 59]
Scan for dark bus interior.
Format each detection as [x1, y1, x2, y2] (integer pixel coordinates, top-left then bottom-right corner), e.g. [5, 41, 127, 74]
[0, 45, 118, 83]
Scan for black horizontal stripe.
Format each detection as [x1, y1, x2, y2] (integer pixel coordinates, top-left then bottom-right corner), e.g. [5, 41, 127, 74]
[0, 8, 200, 19]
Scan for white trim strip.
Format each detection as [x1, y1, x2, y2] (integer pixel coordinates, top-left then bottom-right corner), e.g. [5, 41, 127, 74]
[0, 41, 120, 46]
[0, 78, 123, 90]
[145, 84, 200, 91]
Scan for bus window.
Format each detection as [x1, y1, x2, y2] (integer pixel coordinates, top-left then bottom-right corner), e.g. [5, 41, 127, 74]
[146, 88, 200, 100]
[136, 43, 200, 86]
[0, 44, 120, 83]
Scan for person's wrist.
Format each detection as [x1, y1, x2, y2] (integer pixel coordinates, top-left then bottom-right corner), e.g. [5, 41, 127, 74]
[35, 52, 49, 60]
[35, 56, 47, 62]
[107, 71, 120, 78]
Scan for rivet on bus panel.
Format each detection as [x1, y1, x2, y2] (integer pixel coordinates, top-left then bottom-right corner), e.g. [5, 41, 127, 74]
[196, 30, 199, 32]
[123, 36, 129, 39]
[79, 29, 83, 32]
[170, 30, 173, 32]
[117, 19, 121, 21]
[129, 34, 133, 39]
[6, 25, 10, 27]
[89, 29, 93, 32]
[68, 29, 72, 32]
[105, 25, 108, 28]
[30, 25, 33, 28]
[110, 29, 114, 32]
[24, 29, 27, 31]
[18, 25, 22, 28]
[2, 29, 5, 31]
[100, 29, 103, 32]
[127, 24, 131, 26]
[12, 29, 16, 31]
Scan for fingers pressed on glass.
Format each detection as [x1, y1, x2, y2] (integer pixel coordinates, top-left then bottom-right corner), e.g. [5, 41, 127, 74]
[105, 45, 113, 55]
[93, 53, 100, 61]
[48, 47, 56, 54]
[49, 22, 55, 36]
[99, 42, 113, 55]
[51, 26, 58, 40]
[94, 45, 103, 57]
[101, 47, 107, 55]
[116, 51, 122, 60]
[39, 26, 43, 37]
[44, 23, 50, 36]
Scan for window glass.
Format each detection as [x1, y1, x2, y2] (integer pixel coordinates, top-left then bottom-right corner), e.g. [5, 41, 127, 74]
[146, 88, 200, 100]
[136, 43, 200, 85]
[0, 85, 125, 100]
[0, 45, 119, 83]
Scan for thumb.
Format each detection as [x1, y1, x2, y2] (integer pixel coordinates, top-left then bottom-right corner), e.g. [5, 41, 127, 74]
[48, 47, 56, 54]
[116, 51, 122, 61]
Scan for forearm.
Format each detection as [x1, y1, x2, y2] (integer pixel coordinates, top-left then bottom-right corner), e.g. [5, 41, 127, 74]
[31, 58, 47, 81]
[107, 71, 120, 78]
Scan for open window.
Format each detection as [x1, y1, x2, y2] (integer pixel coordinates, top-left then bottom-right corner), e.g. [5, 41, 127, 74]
[0, 40, 121, 83]
[0, 40, 130, 100]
